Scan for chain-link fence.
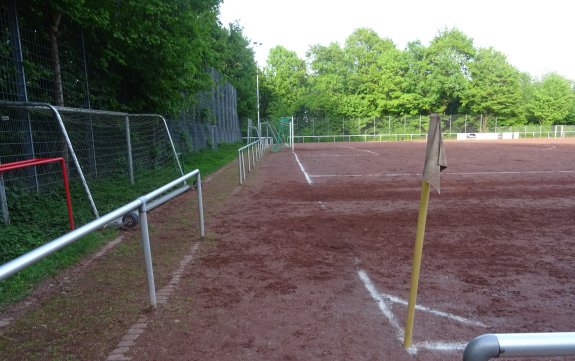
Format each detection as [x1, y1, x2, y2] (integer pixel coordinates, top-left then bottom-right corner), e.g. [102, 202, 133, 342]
[292, 115, 575, 142]
[0, 103, 191, 225]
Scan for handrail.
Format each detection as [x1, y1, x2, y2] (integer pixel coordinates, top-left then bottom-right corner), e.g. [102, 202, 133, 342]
[238, 137, 271, 185]
[0, 169, 204, 307]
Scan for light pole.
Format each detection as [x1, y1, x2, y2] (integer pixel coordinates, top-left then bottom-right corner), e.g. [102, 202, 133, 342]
[253, 42, 262, 139]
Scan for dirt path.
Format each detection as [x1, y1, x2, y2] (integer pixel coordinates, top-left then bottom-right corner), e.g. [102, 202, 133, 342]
[0, 162, 240, 360]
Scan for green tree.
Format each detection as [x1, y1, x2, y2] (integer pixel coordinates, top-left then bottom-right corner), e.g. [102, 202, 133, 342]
[263, 46, 307, 118]
[216, 22, 258, 120]
[305, 42, 347, 117]
[463, 48, 522, 131]
[421, 28, 476, 113]
[342, 28, 396, 119]
[529, 73, 575, 125]
[400, 41, 430, 115]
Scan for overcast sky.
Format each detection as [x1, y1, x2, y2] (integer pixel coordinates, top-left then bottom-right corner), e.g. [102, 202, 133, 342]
[219, 0, 575, 81]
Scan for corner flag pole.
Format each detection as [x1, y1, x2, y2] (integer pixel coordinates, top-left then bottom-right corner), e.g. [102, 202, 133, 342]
[404, 114, 447, 349]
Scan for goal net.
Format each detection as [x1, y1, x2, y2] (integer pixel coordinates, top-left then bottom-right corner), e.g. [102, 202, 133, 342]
[0, 102, 184, 226]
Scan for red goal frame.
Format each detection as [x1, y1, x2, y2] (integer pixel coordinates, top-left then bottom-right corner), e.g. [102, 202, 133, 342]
[0, 158, 74, 230]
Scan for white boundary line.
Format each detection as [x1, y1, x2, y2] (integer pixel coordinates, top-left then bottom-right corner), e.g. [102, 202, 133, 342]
[309, 170, 575, 179]
[294, 152, 313, 185]
[357, 269, 485, 355]
[337, 145, 378, 155]
[380, 293, 487, 328]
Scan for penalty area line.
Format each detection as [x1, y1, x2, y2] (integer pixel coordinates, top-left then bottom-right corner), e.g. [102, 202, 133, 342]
[294, 152, 313, 185]
[337, 145, 378, 155]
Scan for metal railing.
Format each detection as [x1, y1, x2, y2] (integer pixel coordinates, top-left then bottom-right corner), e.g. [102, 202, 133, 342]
[0, 169, 204, 308]
[238, 137, 271, 185]
[464, 333, 575, 361]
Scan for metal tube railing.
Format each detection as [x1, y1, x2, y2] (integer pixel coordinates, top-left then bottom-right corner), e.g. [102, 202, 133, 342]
[0, 169, 204, 308]
[238, 137, 271, 185]
[464, 333, 575, 361]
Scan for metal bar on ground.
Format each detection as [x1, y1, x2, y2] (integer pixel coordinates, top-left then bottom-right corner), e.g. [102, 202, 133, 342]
[464, 333, 575, 361]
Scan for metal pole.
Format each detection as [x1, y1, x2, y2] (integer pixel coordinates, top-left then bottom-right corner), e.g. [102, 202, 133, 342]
[196, 173, 205, 237]
[125, 115, 134, 184]
[8, 1, 38, 190]
[419, 115, 422, 134]
[256, 71, 261, 138]
[247, 145, 251, 172]
[238, 149, 243, 185]
[241, 151, 245, 180]
[312, 117, 315, 137]
[404, 116, 407, 135]
[138, 198, 157, 308]
[49, 104, 99, 218]
[291, 117, 294, 151]
[0, 168, 9, 225]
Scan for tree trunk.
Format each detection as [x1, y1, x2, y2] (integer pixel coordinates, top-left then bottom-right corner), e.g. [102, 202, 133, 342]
[49, 11, 64, 106]
[49, 11, 69, 166]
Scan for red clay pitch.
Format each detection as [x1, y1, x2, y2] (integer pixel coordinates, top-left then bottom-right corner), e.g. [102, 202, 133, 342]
[129, 138, 575, 361]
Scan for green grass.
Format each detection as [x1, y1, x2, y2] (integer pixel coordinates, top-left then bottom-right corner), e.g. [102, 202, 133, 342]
[0, 142, 242, 308]
[181, 142, 241, 175]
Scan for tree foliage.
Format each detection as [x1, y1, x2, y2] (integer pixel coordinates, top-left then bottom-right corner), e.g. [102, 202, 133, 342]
[463, 48, 523, 129]
[529, 73, 575, 125]
[263, 46, 307, 117]
[11, 0, 259, 119]
[259, 27, 575, 126]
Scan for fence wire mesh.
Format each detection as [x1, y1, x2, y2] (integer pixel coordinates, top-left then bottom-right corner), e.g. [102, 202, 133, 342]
[291, 115, 575, 141]
[0, 104, 190, 225]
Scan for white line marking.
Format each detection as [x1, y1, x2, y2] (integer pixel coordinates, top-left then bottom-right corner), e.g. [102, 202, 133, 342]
[310, 174, 364, 178]
[451, 170, 575, 176]
[415, 341, 467, 351]
[358, 270, 485, 355]
[309, 170, 575, 179]
[337, 145, 378, 155]
[294, 152, 313, 185]
[380, 293, 487, 328]
[310, 173, 418, 178]
[304, 154, 379, 158]
[358, 270, 404, 340]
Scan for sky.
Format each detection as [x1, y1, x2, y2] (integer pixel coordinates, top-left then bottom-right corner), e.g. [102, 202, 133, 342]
[218, 0, 575, 81]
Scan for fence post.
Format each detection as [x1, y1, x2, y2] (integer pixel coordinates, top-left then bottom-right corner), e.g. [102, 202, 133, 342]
[196, 173, 205, 238]
[238, 149, 243, 185]
[0, 168, 9, 225]
[125, 115, 134, 184]
[138, 197, 157, 308]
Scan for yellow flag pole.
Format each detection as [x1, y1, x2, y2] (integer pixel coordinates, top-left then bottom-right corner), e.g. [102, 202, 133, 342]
[404, 180, 431, 348]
